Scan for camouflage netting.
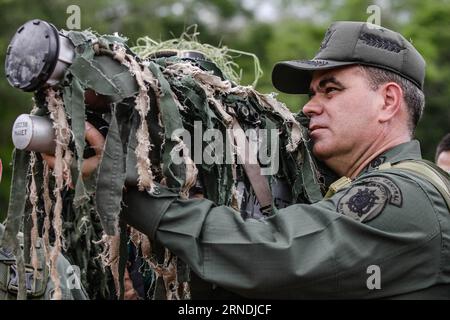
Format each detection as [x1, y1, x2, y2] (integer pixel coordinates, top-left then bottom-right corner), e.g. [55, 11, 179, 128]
[1, 28, 335, 299]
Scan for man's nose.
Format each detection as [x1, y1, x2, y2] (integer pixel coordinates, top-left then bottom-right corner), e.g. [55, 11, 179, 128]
[302, 98, 323, 117]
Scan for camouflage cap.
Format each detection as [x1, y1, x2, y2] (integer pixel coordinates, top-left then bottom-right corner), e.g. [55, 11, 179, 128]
[272, 21, 426, 94]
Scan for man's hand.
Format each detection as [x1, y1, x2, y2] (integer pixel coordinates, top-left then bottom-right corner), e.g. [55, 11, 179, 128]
[123, 268, 140, 300]
[41, 121, 105, 178]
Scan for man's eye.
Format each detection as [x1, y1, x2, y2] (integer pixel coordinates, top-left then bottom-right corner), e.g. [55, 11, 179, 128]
[325, 87, 338, 94]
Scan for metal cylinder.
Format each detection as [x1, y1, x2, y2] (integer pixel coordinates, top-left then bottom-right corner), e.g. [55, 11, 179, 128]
[12, 114, 56, 154]
[46, 34, 75, 86]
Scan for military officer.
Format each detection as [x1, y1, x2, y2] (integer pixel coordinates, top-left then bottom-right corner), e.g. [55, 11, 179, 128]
[117, 21, 450, 299]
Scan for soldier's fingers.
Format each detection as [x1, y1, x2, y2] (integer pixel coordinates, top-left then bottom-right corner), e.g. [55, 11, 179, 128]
[42, 122, 105, 177]
[124, 268, 140, 300]
[82, 121, 105, 178]
[41, 152, 55, 170]
[84, 121, 105, 156]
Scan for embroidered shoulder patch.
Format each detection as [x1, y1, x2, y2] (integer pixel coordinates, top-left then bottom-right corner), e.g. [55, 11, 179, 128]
[337, 176, 402, 222]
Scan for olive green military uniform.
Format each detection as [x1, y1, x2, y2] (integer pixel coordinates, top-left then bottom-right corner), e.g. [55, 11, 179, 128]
[0, 223, 89, 300]
[122, 141, 450, 299]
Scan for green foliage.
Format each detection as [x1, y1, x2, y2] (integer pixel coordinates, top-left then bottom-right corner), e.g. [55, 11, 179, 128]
[0, 0, 449, 219]
[400, 1, 450, 160]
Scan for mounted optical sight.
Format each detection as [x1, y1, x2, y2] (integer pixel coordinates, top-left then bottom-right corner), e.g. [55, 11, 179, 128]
[5, 19, 75, 91]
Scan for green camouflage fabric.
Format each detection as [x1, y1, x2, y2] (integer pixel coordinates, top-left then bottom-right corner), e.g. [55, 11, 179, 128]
[1, 27, 332, 299]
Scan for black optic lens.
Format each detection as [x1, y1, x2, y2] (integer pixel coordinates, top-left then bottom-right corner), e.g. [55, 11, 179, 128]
[5, 19, 60, 92]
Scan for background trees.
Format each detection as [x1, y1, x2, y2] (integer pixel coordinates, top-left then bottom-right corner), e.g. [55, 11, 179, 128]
[0, 0, 448, 218]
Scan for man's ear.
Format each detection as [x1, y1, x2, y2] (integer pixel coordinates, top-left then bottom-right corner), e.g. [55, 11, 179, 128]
[378, 82, 403, 123]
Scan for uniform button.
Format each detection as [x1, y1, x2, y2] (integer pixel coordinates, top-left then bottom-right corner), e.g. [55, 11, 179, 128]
[152, 186, 161, 195]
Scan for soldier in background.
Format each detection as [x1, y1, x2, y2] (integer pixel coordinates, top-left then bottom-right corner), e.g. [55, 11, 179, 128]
[436, 133, 450, 173]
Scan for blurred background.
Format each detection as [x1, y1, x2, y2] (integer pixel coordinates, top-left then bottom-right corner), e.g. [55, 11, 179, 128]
[0, 0, 449, 218]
